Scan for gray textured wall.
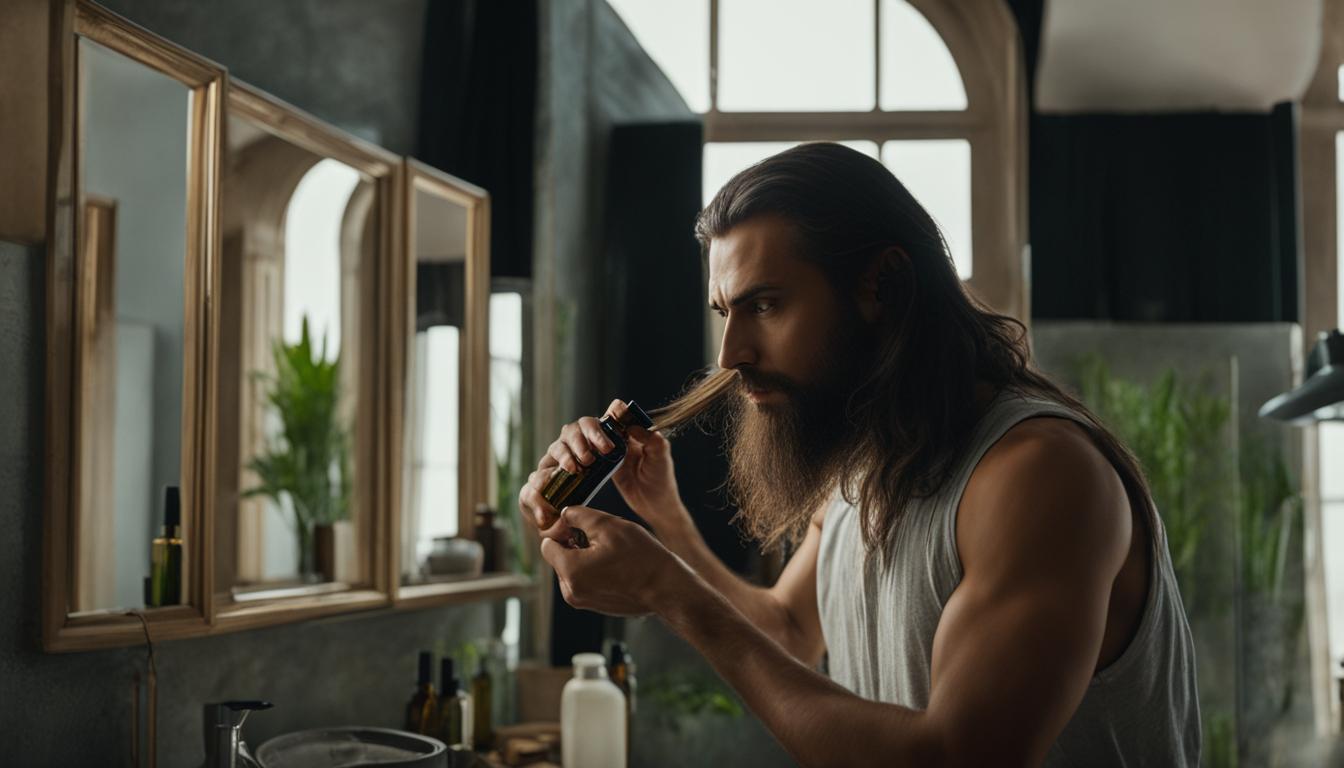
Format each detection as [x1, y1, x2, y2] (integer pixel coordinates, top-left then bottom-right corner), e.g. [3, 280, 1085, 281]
[98, 0, 429, 153]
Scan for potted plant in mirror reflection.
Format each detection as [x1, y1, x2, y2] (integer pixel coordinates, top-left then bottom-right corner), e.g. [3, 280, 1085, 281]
[245, 316, 352, 583]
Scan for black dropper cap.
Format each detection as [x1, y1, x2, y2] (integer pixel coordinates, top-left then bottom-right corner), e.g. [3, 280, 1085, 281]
[417, 651, 433, 685]
[609, 642, 628, 668]
[163, 486, 180, 530]
[441, 658, 460, 693]
[622, 401, 653, 429]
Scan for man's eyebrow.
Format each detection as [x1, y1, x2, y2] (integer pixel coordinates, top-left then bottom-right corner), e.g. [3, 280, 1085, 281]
[709, 283, 779, 311]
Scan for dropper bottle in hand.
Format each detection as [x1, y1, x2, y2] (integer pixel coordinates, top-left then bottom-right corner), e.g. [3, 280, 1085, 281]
[538, 400, 653, 544]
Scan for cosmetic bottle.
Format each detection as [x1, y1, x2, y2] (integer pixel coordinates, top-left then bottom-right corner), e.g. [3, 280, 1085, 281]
[473, 504, 502, 572]
[149, 486, 183, 607]
[609, 642, 636, 762]
[540, 401, 653, 511]
[405, 651, 439, 735]
[439, 658, 473, 749]
[472, 657, 494, 750]
[562, 653, 626, 768]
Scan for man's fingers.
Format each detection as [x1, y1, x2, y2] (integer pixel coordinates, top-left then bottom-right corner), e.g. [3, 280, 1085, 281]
[540, 536, 573, 577]
[579, 416, 614, 454]
[519, 485, 558, 529]
[546, 439, 581, 474]
[560, 505, 609, 531]
[560, 423, 597, 466]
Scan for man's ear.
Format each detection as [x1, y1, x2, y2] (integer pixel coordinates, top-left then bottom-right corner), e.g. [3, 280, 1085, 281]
[856, 246, 909, 323]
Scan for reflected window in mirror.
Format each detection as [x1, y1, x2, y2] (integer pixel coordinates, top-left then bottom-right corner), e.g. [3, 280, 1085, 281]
[72, 38, 191, 614]
[404, 188, 470, 581]
[489, 285, 534, 577]
[218, 108, 380, 599]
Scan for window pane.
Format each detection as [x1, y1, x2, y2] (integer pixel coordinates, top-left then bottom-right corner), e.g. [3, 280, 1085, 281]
[1323, 423, 1344, 501]
[1338, 64, 1344, 102]
[703, 140, 878, 206]
[1337, 132, 1344, 325]
[606, 0, 710, 112]
[879, 0, 967, 110]
[718, 0, 874, 112]
[881, 140, 972, 278]
[1322, 502, 1344, 662]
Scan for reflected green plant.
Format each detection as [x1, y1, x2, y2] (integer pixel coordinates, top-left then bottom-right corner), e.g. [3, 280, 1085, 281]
[642, 671, 743, 733]
[244, 316, 352, 576]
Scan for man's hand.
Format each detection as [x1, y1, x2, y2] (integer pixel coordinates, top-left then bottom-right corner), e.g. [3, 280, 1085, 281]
[539, 506, 688, 617]
[518, 399, 693, 542]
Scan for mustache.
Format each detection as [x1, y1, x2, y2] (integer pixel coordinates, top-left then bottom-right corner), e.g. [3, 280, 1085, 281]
[735, 367, 799, 394]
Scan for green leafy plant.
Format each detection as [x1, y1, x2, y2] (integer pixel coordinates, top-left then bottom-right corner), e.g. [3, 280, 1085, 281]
[493, 385, 533, 576]
[642, 671, 743, 733]
[1077, 357, 1231, 579]
[1239, 437, 1303, 601]
[244, 316, 352, 577]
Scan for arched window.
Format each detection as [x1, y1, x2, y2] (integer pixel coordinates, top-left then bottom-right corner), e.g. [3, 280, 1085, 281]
[607, 0, 1027, 324]
[1299, 0, 1344, 735]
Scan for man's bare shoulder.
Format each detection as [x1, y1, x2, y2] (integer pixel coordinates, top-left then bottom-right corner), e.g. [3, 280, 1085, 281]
[958, 416, 1130, 575]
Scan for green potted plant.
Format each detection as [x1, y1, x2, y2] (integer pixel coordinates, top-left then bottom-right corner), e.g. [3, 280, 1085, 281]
[245, 316, 352, 582]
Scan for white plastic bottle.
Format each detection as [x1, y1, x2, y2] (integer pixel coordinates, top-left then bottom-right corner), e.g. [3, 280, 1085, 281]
[561, 652, 627, 768]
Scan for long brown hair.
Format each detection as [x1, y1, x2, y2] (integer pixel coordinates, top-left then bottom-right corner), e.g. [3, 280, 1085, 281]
[656, 142, 1157, 556]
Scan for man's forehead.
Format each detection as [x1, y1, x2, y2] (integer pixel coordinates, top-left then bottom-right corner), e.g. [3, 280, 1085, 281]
[707, 217, 803, 296]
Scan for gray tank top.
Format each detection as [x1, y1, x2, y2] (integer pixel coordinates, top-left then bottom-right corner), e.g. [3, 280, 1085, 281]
[816, 394, 1201, 766]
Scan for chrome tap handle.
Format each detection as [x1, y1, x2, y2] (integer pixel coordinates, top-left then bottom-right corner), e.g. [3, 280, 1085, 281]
[202, 701, 272, 768]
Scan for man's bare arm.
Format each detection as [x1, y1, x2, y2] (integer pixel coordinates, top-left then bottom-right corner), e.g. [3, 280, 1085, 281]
[566, 423, 1132, 767]
[658, 506, 826, 665]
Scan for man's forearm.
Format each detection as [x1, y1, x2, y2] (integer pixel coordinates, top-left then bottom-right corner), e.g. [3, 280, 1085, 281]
[656, 568, 940, 768]
[655, 512, 811, 659]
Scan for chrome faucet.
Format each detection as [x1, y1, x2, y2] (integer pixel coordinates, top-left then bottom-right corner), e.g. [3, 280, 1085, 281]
[202, 700, 272, 768]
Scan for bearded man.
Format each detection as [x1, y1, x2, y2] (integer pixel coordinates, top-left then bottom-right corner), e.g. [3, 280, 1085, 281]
[519, 142, 1200, 767]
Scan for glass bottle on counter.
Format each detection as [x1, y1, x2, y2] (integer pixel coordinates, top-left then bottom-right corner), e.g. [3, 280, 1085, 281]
[439, 657, 473, 749]
[471, 656, 493, 750]
[609, 642, 636, 762]
[405, 651, 439, 735]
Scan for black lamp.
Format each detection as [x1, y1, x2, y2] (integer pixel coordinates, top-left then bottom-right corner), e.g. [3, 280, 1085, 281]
[1259, 329, 1344, 423]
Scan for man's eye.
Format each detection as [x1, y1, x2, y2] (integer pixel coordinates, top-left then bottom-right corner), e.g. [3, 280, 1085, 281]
[751, 300, 774, 314]
[713, 307, 727, 318]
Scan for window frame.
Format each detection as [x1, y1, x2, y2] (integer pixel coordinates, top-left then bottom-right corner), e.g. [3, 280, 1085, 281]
[1296, 0, 1344, 735]
[700, 0, 1028, 321]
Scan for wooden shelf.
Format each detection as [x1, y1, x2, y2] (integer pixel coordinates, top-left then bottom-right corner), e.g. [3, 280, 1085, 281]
[396, 573, 536, 610]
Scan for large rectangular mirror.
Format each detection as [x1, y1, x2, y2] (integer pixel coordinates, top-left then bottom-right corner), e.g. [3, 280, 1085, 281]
[212, 82, 398, 624]
[393, 161, 494, 600]
[43, 1, 224, 651]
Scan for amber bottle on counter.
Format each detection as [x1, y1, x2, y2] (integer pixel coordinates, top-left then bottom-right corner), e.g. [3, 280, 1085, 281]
[439, 657, 473, 749]
[471, 657, 493, 750]
[405, 651, 439, 735]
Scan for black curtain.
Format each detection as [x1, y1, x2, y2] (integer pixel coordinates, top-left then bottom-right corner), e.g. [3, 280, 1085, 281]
[1004, 0, 1299, 323]
[417, 0, 537, 278]
[548, 122, 745, 665]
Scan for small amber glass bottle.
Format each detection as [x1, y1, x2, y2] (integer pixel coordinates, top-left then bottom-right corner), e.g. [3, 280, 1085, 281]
[149, 486, 182, 607]
[471, 657, 493, 750]
[405, 651, 439, 735]
[540, 400, 653, 512]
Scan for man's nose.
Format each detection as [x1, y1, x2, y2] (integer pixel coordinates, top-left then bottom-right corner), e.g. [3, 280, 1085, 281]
[716, 315, 758, 371]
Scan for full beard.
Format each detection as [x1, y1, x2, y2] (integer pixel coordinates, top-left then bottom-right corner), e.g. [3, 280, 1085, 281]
[723, 333, 869, 552]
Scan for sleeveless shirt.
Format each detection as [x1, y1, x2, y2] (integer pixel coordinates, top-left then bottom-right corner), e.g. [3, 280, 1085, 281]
[816, 394, 1201, 766]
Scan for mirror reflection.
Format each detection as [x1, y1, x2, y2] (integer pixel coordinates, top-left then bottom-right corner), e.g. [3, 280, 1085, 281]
[402, 187, 470, 584]
[72, 38, 191, 613]
[218, 108, 376, 597]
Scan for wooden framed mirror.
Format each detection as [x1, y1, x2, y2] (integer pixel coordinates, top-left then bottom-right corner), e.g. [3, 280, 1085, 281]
[391, 161, 526, 607]
[42, 0, 224, 651]
[210, 82, 401, 629]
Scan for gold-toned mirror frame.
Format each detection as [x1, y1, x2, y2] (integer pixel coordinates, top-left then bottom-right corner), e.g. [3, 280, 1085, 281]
[42, 0, 224, 652]
[207, 81, 402, 632]
[33, 1, 532, 652]
[389, 161, 512, 608]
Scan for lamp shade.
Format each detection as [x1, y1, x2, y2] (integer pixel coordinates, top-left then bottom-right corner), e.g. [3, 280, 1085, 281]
[1259, 329, 1344, 423]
